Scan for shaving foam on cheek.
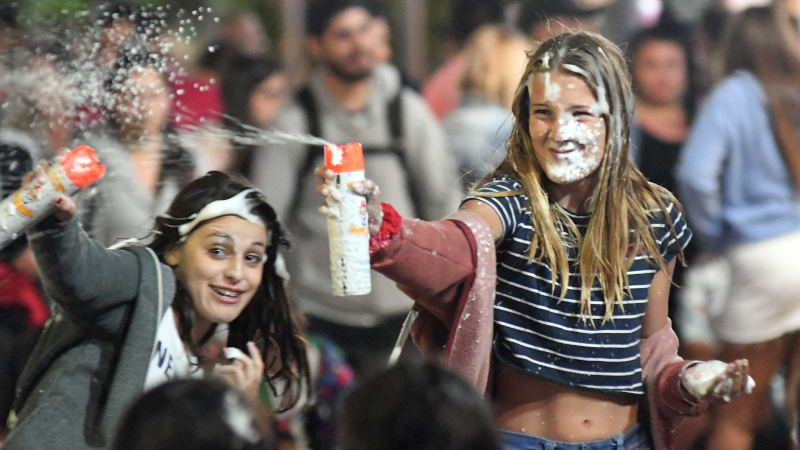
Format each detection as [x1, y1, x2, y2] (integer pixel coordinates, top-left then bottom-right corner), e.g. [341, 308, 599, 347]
[543, 114, 604, 184]
[0, 145, 106, 249]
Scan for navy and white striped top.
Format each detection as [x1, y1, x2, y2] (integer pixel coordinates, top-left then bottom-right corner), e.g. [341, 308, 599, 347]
[465, 177, 691, 395]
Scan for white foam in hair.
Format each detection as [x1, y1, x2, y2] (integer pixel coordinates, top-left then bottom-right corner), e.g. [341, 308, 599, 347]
[597, 46, 609, 61]
[561, 63, 609, 117]
[540, 51, 552, 70]
[543, 71, 561, 101]
[222, 391, 261, 444]
[561, 63, 590, 80]
[172, 189, 266, 237]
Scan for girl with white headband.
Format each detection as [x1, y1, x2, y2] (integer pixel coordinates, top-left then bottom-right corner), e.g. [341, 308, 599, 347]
[3, 170, 310, 449]
[318, 32, 752, 449]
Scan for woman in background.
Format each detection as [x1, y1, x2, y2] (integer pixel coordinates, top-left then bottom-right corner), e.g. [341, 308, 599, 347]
[677, 5, 800, 449]
[83, 51, 195, 246]
[629, 15, 696, 197]
[443, 24, 530, 192]
[221, 54, 289, 179]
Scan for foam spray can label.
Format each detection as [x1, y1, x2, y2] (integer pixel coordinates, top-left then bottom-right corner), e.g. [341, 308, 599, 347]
[0, 145, 106, 249]
[324, 142, 372, 296]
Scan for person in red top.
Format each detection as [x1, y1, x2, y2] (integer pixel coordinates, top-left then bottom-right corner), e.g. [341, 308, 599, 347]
[0, 145, 49, 442]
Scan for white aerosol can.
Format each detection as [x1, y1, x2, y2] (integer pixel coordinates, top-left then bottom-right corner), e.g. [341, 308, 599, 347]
[0, 145, 106, 249]
[324, 142, 371, 296]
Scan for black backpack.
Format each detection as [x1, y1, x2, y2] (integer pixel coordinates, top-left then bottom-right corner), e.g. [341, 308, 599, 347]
[286, 85, 423, 222]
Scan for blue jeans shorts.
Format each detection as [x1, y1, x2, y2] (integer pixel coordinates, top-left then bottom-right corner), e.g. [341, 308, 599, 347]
[500, 423, 652, 450]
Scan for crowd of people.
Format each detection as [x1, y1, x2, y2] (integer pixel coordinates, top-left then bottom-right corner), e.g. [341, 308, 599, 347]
[0, 0, 798, 449]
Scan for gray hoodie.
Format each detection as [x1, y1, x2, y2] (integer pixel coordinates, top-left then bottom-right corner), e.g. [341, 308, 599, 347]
[4, 217, 174, 449]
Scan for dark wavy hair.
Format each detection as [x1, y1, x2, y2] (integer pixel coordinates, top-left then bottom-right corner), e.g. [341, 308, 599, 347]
[149, 171, 310, 411]
[221, 54, 284, 130]
[220, 54, 284, 176]
[113, 378, 273, 450]
[340, 361, 501, 450]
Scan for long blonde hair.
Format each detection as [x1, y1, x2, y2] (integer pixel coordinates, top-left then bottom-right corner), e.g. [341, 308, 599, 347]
[459, 24, 531, 108]
[478, 31, 684, 321]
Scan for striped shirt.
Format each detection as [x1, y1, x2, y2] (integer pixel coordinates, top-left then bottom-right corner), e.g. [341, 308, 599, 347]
[465, 177, 691, 395]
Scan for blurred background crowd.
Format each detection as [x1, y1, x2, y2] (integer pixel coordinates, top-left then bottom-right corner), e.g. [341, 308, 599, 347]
[1, 0, 799, 448]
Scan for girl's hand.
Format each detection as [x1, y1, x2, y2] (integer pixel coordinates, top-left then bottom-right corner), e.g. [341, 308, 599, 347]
[214, 341, 264, 399]
[315, 165, 384, 235]
[21, 149, 76, 221]
[681, 359, 754, 403]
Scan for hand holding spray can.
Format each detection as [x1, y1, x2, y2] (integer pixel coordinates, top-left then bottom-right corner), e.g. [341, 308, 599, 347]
[0, 145, 106, 249]
[324, 142, 371, 296]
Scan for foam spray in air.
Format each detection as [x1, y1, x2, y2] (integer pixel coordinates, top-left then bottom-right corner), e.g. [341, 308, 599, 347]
[0, 145, 106, 249]
[324, 142, 371, 296]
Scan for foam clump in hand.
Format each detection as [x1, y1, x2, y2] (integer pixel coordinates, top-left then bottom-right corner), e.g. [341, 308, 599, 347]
[681, 360, 756, 402]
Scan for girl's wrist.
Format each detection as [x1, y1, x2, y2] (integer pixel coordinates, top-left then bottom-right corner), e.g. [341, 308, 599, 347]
[677, 360, 705, 405]
[369, 202, 402, 254]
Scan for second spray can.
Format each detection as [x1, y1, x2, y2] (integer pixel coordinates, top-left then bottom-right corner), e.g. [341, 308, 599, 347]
[324, 142, 371, 296]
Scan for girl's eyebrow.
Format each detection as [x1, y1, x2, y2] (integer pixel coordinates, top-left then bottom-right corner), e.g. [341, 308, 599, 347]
[209, 232, 234, 243]
[567, 104, 596, 111]
[209, 232, 267, 249]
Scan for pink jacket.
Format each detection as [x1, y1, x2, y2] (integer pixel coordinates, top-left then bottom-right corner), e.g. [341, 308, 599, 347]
[371, 210, 704, 450]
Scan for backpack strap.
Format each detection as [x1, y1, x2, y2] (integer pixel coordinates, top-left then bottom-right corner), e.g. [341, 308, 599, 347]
[287, 86, 325, 223]
[287, 85, 423, 222]
[384, 91, 423, 217]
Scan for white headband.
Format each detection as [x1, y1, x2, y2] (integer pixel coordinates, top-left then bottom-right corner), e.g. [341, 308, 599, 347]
[176, 189, 266, 238]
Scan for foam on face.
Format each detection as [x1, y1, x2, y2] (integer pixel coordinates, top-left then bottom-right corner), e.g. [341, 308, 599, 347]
[543, 71, 561, 102]
[561, 63, 609, 117]
[527, 65, 606, 185]
[543, 113, 604, 184]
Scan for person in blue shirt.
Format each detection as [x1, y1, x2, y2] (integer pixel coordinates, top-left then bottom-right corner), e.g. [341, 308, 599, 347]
[677, 5, 800, 449]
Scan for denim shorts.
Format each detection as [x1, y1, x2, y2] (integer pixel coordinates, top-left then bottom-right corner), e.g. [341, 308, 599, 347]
[500, 423, 652, 450]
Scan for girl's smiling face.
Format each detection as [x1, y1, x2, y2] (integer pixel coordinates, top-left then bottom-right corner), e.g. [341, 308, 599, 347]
[528, 70, 607, 185]
[166, 215, 268, 334]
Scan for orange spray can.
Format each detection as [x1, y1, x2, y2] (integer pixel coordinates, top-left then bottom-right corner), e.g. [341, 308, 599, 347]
[324, 142, 371, 296]
[0, 145, 106, 249]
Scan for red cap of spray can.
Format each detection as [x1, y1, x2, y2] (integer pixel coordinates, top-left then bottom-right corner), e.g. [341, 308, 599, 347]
[324, 142, 364, 173]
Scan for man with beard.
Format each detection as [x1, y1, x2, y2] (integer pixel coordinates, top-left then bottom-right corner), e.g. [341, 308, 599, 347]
[248, 0, 460, 378]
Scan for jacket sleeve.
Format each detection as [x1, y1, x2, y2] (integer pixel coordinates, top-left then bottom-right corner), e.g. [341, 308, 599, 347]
[370, 210, 496, 393]
[641, 319, 709, 450]
[28, 216, 140, 321]
[370, 216, 475, 325]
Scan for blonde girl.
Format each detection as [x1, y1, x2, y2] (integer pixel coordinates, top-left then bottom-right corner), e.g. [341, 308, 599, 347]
[320, 31, 751, 450]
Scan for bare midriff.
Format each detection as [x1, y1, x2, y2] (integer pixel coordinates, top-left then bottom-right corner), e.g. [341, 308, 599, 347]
[493, 362, 640, 442]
